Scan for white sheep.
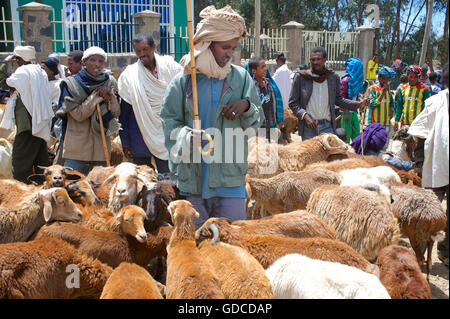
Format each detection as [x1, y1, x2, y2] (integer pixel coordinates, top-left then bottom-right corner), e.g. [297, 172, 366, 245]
[102, 162, 157, 212]
[265, 253, 390, 299]
[0, 187, 82, 243]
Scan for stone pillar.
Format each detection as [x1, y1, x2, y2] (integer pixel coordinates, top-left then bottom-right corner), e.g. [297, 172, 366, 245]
[133, 10, 161, 52]
[17, 2, 53, 62]
[281, 21, 304, 67]
[356, 25, 375, 80]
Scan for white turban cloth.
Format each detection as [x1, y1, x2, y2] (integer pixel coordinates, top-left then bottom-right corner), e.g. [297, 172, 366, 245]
[82, 46, 107, 62]
[180, 5, 246, 80]
[5, 45, 36, 62]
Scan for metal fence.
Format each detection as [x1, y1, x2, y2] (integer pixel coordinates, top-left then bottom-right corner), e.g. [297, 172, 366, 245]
[50, 0, 172, 54]
[241, 27, 288, 61]
[0, 6, 22, 52]
[160, 26, 189, 61]
[302, 30, 359, 71]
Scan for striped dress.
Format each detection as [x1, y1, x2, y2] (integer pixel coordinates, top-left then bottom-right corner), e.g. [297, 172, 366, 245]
[368, 85, 394, 126]
[395, 83, 431, 125]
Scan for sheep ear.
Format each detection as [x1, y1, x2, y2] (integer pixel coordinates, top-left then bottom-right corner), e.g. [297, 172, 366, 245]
[40, 191, 53, 223]
[102, 174, 117, 186]
[27, 174, 46, 185]
[194, 210, 199, 218]
[115, 210, 123, 220]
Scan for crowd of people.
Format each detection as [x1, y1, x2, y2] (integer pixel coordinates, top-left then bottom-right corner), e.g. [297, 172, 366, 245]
[0, 4, 448, 267]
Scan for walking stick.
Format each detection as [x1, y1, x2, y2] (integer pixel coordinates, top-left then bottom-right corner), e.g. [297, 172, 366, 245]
[186, 0, 214, 156]
[96, 103, 111, 166]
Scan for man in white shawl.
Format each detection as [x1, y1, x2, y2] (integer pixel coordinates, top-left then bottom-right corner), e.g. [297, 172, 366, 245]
[118, 34, 182, 174]
[408, 62, 449, 266]
[0, 45, 53, 183]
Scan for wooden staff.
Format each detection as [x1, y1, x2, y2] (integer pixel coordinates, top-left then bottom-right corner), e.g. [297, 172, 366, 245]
[186, 0, 214, 156]
[96, 103, 110, 166]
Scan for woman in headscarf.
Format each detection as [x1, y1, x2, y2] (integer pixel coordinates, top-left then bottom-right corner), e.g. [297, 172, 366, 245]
[339, 57, 364, 143]
[161, 5, 264, 229]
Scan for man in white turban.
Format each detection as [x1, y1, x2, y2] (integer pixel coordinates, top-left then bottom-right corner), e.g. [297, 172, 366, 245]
[161, 5, 264, 228]
[118, 34, 182, 174]
[0, 45, 54, 183]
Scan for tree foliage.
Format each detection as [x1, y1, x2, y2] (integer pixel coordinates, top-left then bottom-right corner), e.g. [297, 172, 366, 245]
[193, 0, 448, 65]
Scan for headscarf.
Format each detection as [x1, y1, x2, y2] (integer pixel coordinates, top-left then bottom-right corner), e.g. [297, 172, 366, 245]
[378, 66, 396, 78]
[82, 46, 107, 62]
[342, 57, 364, 98]
[42, 58, 59, 76]
[244, 63, 284, 125]
[351, 122, 387, 155]
[4, 45, 36, 62]
[392, 59, 403, 71]
[180, 5, 246, 80]
[407, 65, 422, 76]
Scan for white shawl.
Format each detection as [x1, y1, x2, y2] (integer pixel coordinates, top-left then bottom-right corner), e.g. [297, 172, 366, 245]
[408, 89, 449, 188]
[118, 54, 182, 160]
[1, 64, 54, 141]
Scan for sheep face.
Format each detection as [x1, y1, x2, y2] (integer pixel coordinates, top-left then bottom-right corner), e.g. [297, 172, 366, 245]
[66, 179, 101, 206]
[28, 165, 82, 188]
[319, 134, 348, 156]
[39, 188, 82, 223]
[116, 205, 148, 243]
[137, 183, 159, 222]
[167, 200, 199, 226]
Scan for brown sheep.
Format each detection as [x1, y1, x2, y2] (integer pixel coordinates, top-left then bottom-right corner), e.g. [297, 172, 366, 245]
[166, 200, 224, 299]
[0, 187, 82, 244]
[198, 240, 274, 299]
[0, 179, 37, 206]
[27, 164, 82, 188]
[390, 183, 447, 279]
[246, 169, 342, 215]
[65, 178, 102, 206]
[307, 185, 401, 260]
[0, 237, 112, 298]
[100, 262, 163, 299]
[247, 133, 348, 178]
[231, 210, 335, 239]
[376, 245, 431, 299]
[195, 217, 376, 273]
[33, 222, 173, 269]
[110, 140, 124, 166]
[303, 158, 373, 172]
[396, 169, 422, 187]
[78, 204, 147, 243]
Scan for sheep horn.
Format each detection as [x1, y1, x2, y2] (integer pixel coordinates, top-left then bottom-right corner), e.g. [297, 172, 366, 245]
[102, 173, 117, 186]
[208, 223, 220, 245]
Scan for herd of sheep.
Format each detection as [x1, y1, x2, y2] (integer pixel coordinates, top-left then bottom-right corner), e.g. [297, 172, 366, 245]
[0, 130, 447, 299]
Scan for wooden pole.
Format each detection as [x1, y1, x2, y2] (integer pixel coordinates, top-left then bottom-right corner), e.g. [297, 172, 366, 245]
[186, 0, 213, 156]
[96, 104, 110, 166]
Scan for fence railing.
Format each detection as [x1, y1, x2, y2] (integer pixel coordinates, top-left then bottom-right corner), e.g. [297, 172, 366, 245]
[160, 26, 189, 62]
[241, 27, 287, 61]
[0, 6, 22, 52]
[302, 30, 359, 71]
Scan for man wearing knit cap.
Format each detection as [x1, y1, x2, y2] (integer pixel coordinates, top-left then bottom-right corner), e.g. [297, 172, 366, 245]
[0, 45, 53, 183]
[54, 46, 120, 174]
[161, 5, 264, 228]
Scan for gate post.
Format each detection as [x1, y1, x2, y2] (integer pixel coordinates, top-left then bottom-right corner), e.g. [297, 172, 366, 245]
[17, 2, 53, 62]
[281, 21, 304, 67]
[133, 10, 161, 52]
[356, 25, 375, 80]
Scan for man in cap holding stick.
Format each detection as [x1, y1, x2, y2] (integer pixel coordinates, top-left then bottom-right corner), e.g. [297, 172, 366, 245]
[0, 45, 54, 183]
[161, 5, 264, 228]
[55, 46, 120, 175]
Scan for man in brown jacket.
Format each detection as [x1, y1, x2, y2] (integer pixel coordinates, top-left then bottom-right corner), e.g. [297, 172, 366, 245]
[55, 46, 120, 175]
[288, 46, 369, 140]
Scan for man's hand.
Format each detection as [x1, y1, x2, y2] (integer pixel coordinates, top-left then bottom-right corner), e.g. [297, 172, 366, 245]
[303, 113, 318, 130]
[221, 99, 250, 121]
[393, 122, 399, 132]
[94, 87, 113, 103]
[358, 98, 370, 109]
[122, 146, 133, 160]
[64, 66, 71, 78]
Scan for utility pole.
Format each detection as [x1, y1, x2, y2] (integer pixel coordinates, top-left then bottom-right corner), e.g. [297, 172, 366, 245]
[419, 0, 433, 66]
[255, 0, 261, 56]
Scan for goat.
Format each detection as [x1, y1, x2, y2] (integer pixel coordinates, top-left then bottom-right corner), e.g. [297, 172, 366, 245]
[27, 164, 82, 188]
